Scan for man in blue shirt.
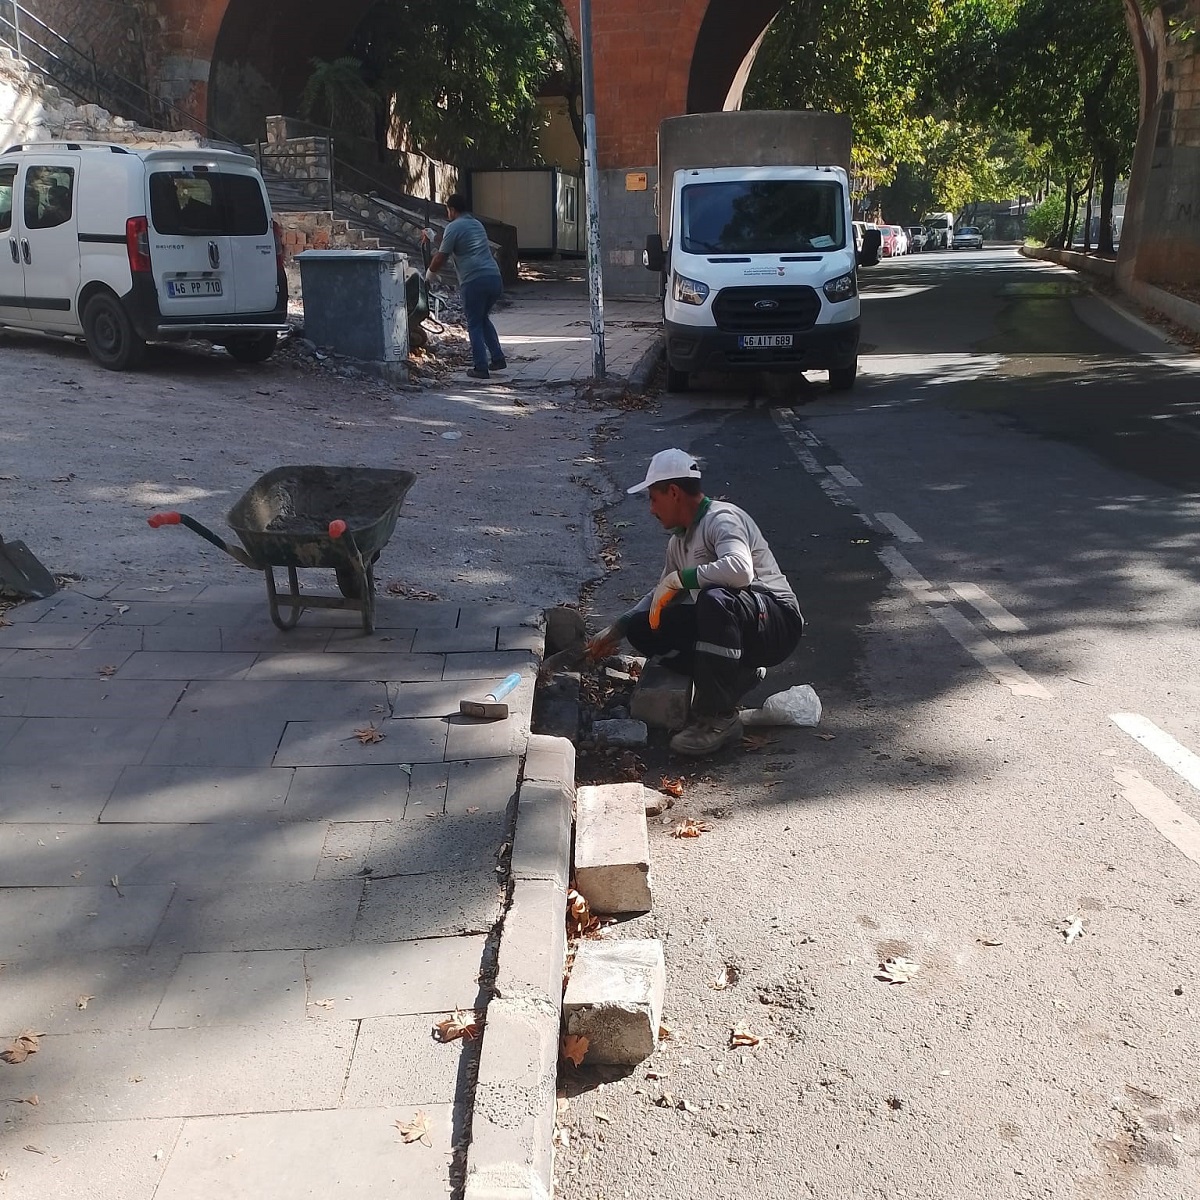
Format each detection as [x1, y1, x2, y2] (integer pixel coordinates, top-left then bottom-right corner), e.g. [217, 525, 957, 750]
[424, 194, 506, 380]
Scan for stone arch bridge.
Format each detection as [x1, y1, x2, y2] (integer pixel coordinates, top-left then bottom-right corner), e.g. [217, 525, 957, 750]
[17, 0, 1200, 297]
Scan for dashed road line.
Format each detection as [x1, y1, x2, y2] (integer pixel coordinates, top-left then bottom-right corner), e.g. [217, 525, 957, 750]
[876, 547, 950, 604]
[1110, 713, 1200, 794]
[928, 605, 1053, 699]
[826, 465, 862, 487]
[874, 512, 923, 543]
[948, 582, 1028, 633]
[1114, 767, 1200, 866]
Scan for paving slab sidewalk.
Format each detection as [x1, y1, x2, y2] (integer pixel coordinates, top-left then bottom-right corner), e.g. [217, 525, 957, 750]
[0, 582, 566, 1200]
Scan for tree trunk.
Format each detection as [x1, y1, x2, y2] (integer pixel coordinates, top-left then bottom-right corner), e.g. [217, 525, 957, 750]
[1058, 171, 1076, 248]
[1082, 161, 1097, 253]
[1097, 152, 1118, 256]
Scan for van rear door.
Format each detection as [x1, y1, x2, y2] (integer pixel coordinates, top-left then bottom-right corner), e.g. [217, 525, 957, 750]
[148, 161, 234, 318]
[220, 165, 277, 314]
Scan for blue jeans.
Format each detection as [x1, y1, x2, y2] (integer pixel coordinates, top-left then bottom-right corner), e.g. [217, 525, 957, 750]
[460, 273, 504, 372]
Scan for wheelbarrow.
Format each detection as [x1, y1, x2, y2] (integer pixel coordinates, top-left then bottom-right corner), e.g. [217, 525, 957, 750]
[149, 465, 416, 634]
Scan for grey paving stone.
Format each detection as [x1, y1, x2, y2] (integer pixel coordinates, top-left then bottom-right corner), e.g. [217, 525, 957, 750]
[0, 885, 175, 958]
[372, 598, 461, 627]
[284, 765, 409, 821]
[106, 583, 209, 603]
[0, 1115, 180, 1200]
[0, 677, 183, 719]
[4, 592, 71, 622]
[75, 625, 147, 653]
[142, 624, 224, 652]
[103, 602, 192, 627]
[305, 936, 487, 1018]
[274, 717, 447, 767]
[154, 602, 266, 627]
[1, 949, 178, 1034]
[405, 762, 449, 817]
[0, 716, 163, 765]
[444, 713, 526, 760]
[152, 950, 308, 1028]
[313, 821, 376, 880]
[0, 713, 23, 752]
[387, 680, 469, 718]
[10, 594, 114, 625]
[141, 713, 290, 768]
[354, 872, 504, 942]
[367, 811, 509, 878]
[152, 879, 364, 952]
[412, 626, 498, 653]
[342, 1015, 469, 1107]
[0, 763, 123, 821]
[324, 627, 415, 652]
[188, 582, 270, 603]
[497, 625, 545, 653]
[114, 651, 258, 680]
[444, 757, 520, 816]
[247, 651, 444, 682]
[177, 678, 389, 723]
[0, 822, 327, 886]
[456, 602, 542, 629]
[14, 1022, 355, 1122]
[0, 623, 99, 649]
[102, 766, 292, 823]
[154, 1105, 454, 1199]
[0, 648, 134, 678]
[441, 650, 537, 680]
[218, 624, 334, 653]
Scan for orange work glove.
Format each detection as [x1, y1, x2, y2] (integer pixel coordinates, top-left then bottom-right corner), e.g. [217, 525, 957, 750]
[648, 570, 682, 630]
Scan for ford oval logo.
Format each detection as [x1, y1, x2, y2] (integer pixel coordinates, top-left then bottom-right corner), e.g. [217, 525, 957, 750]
[754, 299, 779, 310]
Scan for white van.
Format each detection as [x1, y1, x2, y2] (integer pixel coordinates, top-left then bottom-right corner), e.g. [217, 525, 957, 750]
[0, 141, 287, 369]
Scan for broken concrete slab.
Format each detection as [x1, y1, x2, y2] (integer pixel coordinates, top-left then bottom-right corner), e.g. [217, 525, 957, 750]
[590, 717, 648, 748]
[562, 939, 666, 1066]
[573, 782, 653, 914]
[629, 659, 692, 731]
[521, 733, 575, 785]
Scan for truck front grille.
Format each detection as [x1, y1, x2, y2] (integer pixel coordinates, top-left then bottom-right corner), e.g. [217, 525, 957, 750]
[711, 286, 821, 333]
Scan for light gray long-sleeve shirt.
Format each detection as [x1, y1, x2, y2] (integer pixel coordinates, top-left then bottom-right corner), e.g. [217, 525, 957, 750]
[629, 499, 799, 617]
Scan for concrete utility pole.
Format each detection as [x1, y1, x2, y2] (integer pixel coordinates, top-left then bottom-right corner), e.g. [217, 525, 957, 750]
[578, 0, 606, 379]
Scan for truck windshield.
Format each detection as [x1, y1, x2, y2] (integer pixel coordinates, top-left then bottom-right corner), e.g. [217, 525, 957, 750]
[680, 180, 845, 254]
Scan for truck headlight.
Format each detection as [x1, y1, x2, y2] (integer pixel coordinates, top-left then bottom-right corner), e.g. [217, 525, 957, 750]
[671, 272, 710, 306]
[822, 272, 857, 302]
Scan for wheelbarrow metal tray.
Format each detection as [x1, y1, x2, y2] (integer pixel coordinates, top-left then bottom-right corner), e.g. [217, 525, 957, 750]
[227, 466, 416, 569]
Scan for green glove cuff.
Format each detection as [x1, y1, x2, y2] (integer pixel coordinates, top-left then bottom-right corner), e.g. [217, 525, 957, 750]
[679, 567, 700, 591]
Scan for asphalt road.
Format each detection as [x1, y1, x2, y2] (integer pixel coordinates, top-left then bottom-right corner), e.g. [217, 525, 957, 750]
[559, 248, 1200, 1200]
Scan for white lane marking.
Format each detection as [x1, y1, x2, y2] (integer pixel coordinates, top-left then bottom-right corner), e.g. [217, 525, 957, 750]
[826, 465, 862, 487]
[929, 605, 1053, 699]
[875, 512, 923, 543]
[771, 411, 867, 519]
[948, 582, 1028, 633]
[796, 429, 821, 447]
[1114, 767, 1200, 866]
[877, 547, 950, 604]
[1110, 713, 1200, 795]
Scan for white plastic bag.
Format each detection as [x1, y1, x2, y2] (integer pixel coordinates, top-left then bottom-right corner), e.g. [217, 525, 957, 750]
[740, 684, 822, 728]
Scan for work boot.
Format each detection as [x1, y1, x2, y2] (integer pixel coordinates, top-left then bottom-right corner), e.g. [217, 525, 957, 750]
[669, 711, 743, 757]
[489, 357, 508, 370]
[466, 367, 490, 380]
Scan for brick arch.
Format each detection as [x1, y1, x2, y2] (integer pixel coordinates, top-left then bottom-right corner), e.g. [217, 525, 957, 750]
[687, 0, 781, 114]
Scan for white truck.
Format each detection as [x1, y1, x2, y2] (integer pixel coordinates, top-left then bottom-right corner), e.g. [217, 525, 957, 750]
[643, 111, 879, 393]
[921, 210, 956, 251]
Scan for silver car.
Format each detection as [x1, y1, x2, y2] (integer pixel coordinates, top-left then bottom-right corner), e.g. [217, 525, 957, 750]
[952, 225, 984, 250]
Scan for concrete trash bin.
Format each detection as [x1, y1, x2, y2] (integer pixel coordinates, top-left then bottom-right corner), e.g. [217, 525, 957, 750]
[296, 249, 410, 382]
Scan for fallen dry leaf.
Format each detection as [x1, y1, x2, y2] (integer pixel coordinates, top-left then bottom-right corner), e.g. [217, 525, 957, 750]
[433, 1009, 481, 1043]
[352, 724, 386, 745]
[741, 733, 776, 751]
[814, 732, 837, 741]
[97, 664, 118, 678]
[561, 1034, 589, 1067]
[311, 998, 336, 1010]
[109, 875, 124, 897]
[23, 1144, 45, 1154]
[729, 1027, 761, 1049]
[875, 957, 921, 985]
[7, 1095, 38, 1106]
[657, 1023, 672, 1041]
[395, 1111, 432, 1146]
[566, 888, 600, 938]
[77, 995, 93, 1010]
[710, 965, 734, 991]
[976, 938, 1004, 948]
[670, 818, 712, 839]
[1, 1031, 45, 1065]
[659, 776, 685, 798]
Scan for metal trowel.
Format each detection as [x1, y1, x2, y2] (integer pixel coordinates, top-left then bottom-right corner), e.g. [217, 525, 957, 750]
[0, 533, 58, 600]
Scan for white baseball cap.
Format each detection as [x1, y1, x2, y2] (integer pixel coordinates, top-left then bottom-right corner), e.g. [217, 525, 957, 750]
[627, 448, 702, 494]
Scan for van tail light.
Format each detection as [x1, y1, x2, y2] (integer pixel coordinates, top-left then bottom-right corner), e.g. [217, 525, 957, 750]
[126, 216, 151, 274]
[272, 218, 284, 270]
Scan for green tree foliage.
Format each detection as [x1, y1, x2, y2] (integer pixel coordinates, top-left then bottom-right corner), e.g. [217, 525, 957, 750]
[299, 56, 378, 137]
[1025, 190, 1065, 242]
[349, 0, 565, 167]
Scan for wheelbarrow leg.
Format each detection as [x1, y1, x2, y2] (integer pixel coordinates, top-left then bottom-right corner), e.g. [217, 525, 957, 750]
[265, 566, 304, 631]
[360, 560, 376, 634]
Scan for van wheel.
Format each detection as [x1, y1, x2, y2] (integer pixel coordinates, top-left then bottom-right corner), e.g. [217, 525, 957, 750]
[665, 364, 689, 393]
[829, 362, 857, 392]
[83, 294, 146, 371]
[225, 333, 278, 363]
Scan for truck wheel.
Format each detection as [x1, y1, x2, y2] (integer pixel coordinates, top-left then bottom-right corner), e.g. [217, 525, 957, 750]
[83, 293, 146, 371]
[829, 362, 857, 392]
[225, 333, 278, 363]
[665, 364, 689, 393]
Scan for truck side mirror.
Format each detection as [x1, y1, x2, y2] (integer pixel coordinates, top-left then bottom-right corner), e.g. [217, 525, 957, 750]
[643, 234, 665, 273]
[857, 227, 881, 268]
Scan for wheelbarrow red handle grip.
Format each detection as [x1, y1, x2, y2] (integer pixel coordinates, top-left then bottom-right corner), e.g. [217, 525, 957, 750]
[329, 520, 347, 538]
[148, 511, 181, 528]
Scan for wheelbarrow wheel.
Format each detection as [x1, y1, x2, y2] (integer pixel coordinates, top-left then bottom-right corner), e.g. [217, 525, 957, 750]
[334, 564, 362, 600]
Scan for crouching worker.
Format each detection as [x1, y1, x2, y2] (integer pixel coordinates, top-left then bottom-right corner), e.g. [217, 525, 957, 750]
[588, 448, 805, 757]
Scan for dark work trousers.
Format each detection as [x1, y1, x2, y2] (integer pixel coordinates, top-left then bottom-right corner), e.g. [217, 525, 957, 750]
[459, 273, 505, 372]
[625, 587, 804, 715]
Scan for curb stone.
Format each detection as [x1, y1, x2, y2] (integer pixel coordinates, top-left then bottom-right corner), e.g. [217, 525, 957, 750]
[627, 330, 664, 393]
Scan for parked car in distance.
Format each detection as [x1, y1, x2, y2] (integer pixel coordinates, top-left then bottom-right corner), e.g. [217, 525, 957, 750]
[878, 225, 898, 257]
[952, 225, 984, 251]
[890, 226, 908, 255]
[907, 225, 927, 252]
